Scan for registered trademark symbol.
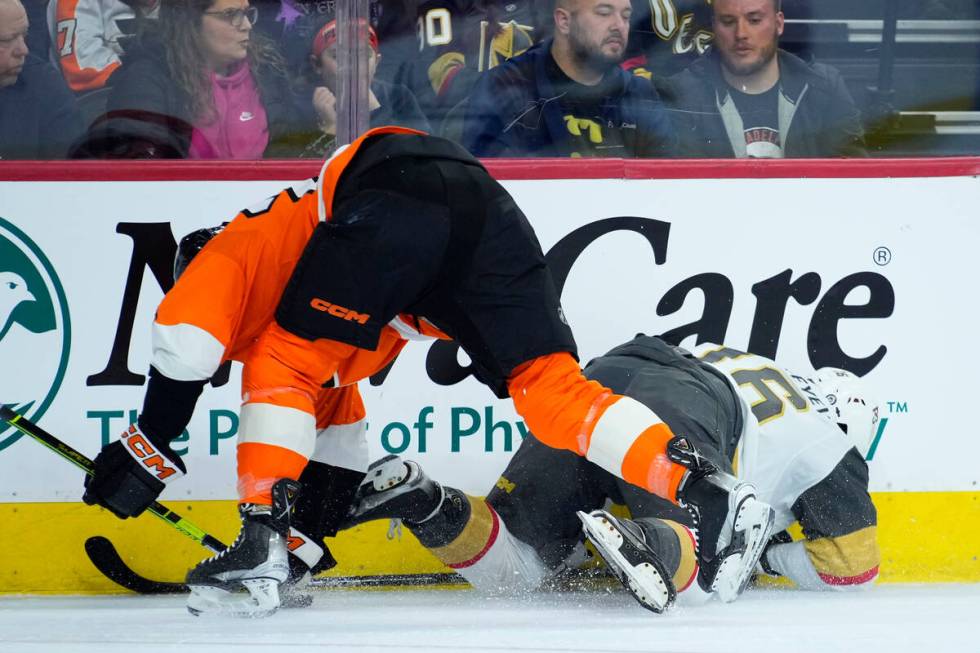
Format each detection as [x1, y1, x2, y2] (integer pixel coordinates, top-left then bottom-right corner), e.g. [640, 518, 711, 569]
[873, 247, 892, 266]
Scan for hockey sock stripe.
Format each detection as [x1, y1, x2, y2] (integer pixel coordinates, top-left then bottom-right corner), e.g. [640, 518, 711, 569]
[239, 402, 317, 457]
[817, 566, 880, 586]
[448, 506, 500, 570]
[664, 520, 700, 592]
[429, 499, 499, 569]
[585, 396, 685, 502]
[803, 526, 880, 584]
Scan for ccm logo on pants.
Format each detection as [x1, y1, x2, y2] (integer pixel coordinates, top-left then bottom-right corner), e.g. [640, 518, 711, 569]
[310, 298, 370, 324]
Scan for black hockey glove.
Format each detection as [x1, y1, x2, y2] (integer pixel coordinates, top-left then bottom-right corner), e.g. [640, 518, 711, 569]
[83, 423, 186, 519]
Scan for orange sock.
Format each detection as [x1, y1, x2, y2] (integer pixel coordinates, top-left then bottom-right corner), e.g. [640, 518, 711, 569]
[237, 442, 308, 505]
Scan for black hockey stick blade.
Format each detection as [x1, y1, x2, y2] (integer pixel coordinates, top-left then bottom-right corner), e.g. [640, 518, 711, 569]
[86, 535, 314, 607]
[87, 533, 468, 596]
[85, 536, 188, 594]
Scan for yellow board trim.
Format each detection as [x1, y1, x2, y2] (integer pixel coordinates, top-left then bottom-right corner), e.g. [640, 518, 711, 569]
[2, 491, 978, 594]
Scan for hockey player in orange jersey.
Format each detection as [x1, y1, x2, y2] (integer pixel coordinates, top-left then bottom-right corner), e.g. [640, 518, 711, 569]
[81, 126, 774, 617]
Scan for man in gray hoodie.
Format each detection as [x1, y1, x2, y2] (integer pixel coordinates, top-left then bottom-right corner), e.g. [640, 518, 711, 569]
[656, 0, 866, 158]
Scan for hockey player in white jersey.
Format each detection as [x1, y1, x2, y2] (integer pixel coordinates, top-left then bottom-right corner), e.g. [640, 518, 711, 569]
[337, 335, 880, 612]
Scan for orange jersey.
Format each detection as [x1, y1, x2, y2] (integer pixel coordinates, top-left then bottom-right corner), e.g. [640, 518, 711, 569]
[151, 126, 683, 504]
[154, 127, 441, 401]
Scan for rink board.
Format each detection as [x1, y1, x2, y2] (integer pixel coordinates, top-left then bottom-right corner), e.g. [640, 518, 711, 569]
[1, 158, 979, 592]
[2, 491, 978, 594]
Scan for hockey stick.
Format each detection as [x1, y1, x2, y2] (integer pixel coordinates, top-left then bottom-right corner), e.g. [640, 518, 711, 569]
[85, 535, 189, 594]
[2, 407, 467, 595]
[85, 533, 468, 593]
[0, 406, 228, 554]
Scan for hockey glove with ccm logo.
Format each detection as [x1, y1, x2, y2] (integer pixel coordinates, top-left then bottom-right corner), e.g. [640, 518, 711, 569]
[83, 423, 186, 518]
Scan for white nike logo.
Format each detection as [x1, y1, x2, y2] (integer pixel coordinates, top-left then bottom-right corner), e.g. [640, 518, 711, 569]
[239, 111, 254, 122]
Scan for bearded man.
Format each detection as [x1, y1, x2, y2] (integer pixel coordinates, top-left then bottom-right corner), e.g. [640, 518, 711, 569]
[462, 0, 675, 158]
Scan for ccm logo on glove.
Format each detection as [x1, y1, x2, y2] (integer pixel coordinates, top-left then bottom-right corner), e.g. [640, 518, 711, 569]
[310, 298, 370, 324]
[122, 425, 183, 480]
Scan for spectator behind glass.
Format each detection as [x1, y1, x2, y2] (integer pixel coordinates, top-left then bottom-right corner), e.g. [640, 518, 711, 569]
[252, 1, 416, 88]
[462, 0, 675, 158]
[409, 0, 549, 127]
[0, 0, 83, 159]
[82, 0, 307, 159]
[47, 0, 159, 93]
[656, 0, 866, 158]
[302, 19, 430, 157]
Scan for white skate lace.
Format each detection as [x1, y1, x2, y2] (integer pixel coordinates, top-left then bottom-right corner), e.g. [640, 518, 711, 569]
[683, 504, 703, 555]
[386, 518, 403, 541]
[207, 505, 264, 561]
[209, 528, 244, 561]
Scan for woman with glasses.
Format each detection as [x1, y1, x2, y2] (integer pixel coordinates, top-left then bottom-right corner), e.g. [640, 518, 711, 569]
[80, 0, 308, 158]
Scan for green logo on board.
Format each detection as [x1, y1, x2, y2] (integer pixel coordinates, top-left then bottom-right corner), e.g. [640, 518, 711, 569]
[0, 218, 71, 451]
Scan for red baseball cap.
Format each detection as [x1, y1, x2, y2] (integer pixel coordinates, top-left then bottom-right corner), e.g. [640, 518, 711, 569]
[312, 19, 379, 59]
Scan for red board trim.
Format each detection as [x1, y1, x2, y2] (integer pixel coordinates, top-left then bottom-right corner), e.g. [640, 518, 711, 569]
[0, 157, 978, 182]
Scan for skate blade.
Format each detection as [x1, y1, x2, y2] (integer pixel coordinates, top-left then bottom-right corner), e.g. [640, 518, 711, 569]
[187, 578, 282, 618]
[577, 511, 674, 614]
[712, 498, 775, 603]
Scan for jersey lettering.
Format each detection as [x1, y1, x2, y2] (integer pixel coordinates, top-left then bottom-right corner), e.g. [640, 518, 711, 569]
[649, 0, 679, 40]
[732, 366, 808, 425]
[674, 13, 713, 55]
[699, 346, 807, 425]
[56, 19, 76, 57]
[420, 7, 453, 49]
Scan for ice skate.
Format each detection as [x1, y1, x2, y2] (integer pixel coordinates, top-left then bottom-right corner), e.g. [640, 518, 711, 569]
[186, 479, 300, 617]
[695, 480, 775, 602]
[577, 509, 676, 614]
[668, 436, 775, 603]
[346, 455, 444, 526]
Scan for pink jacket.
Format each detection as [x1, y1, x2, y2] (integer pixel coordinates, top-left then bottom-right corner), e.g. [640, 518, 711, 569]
[189, 62, 269, 160]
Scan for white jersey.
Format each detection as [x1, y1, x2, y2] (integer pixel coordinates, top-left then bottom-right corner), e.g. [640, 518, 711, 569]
[692, 343, 854, 534]
[47, 0, 158, 92]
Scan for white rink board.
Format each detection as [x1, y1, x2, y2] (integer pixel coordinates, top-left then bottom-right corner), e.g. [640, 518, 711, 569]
[0, 175, 976, 501]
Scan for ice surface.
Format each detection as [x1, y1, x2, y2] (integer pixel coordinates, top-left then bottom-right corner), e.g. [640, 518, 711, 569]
[1, 584, 977, 653]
